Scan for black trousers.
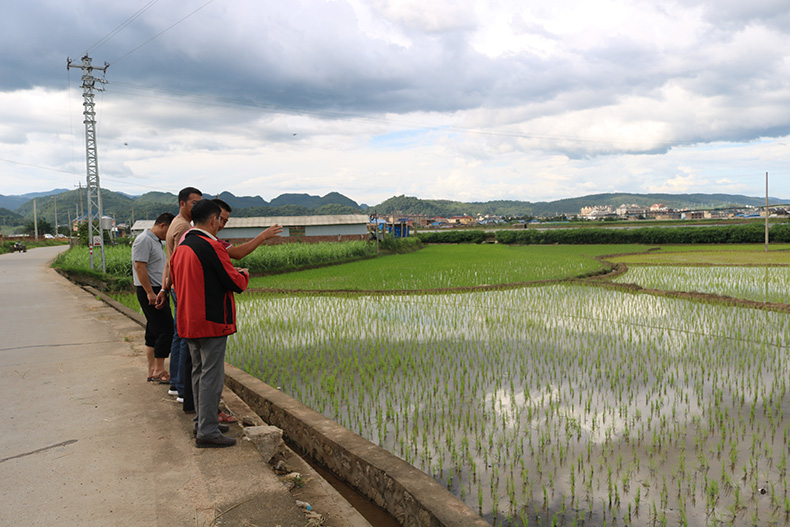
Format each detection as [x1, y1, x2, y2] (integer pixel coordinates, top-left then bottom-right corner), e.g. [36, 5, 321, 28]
[136, 286, 173, 359]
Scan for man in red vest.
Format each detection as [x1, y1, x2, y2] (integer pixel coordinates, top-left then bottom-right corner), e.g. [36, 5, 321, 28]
[170, 199, 249, 448]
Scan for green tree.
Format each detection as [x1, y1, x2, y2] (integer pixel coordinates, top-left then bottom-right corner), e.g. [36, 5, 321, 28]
[75, 220, 114, 246]
[24, 219, 53, 235]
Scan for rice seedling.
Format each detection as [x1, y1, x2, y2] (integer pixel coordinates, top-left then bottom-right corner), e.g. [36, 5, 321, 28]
[227, 279, 790, 526]
[237, 240, 376, 273]
[614, 265, 790, 303]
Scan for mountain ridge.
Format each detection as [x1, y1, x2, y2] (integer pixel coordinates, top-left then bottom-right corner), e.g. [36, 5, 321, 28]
[1, 189, 785, 229]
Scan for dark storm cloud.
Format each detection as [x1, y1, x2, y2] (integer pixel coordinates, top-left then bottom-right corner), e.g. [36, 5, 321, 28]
[4, 0, 790, 162]
[689, 0, 790, 30]
[2, 1, 557, 115]
[1, 0, 774, 121]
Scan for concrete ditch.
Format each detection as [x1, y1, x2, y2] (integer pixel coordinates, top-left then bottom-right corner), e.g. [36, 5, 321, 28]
[224, 366, 491, 527]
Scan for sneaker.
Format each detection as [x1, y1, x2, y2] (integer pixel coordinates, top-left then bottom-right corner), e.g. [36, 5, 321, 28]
[168, 388, 178, 396]
[196, 434, 236, 448]
[176, 397, 184, 403]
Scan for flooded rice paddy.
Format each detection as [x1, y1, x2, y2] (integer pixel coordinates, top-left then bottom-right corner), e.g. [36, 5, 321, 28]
[229, 284, 790, 526]
[614, 266, 790, 304]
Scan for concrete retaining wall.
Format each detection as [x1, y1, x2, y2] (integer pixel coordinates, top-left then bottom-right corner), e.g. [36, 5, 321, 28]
[224, 365, 490, 527]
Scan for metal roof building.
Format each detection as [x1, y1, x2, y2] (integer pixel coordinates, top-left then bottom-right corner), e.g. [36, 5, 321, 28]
[131, 214, 370, 241]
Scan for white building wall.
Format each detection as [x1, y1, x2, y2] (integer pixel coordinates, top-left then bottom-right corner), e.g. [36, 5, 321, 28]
[305, 224, 368, 236]
[221, 227, 291, 238]
[132, 214, 368, 239]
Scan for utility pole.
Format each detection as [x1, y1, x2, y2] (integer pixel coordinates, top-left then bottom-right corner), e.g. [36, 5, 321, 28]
[67, 55, 108, 272]
[765, 171, 769, 252]
[33, 199, 38, 240]
[54, 195, 58, 235]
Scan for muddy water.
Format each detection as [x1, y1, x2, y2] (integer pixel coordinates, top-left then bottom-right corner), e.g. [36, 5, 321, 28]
[292, 446, 401, 527]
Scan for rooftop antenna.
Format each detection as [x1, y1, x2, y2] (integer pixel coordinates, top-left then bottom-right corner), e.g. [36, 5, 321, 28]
[67, 55, 108, 272]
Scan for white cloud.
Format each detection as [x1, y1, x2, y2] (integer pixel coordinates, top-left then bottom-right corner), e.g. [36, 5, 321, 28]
[371, 0, 478, 33]
[647, 168, 705, 193]
[1, 0, 789, 204]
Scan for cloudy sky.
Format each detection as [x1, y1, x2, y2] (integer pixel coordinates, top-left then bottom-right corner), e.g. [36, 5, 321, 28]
[2, 0, 789, 205]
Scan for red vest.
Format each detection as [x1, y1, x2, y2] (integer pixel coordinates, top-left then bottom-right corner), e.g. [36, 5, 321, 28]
[171, 230, 248, 338]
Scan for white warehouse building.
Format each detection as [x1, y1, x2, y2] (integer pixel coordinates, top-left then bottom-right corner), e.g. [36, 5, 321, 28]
[131, 214, 370, 242]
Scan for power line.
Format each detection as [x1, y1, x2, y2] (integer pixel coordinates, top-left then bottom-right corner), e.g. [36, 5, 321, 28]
[85, 0, 162, 54]
[66, 64, 81, 190]
[110, 0, 220, 66]
[0, 158, 75, 175]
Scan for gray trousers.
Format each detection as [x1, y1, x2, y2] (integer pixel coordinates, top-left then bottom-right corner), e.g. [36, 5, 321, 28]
[187, 336, 227, 440]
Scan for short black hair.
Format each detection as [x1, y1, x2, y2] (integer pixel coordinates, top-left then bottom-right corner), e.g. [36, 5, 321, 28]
[178, 186, 202, 204]
[190, 199, 221, 225]
[154, 212, 175, 226]
[212, 198, 232, 213]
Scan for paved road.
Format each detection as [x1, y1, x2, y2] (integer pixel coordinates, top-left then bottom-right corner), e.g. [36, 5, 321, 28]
[0, 246, 307, 526]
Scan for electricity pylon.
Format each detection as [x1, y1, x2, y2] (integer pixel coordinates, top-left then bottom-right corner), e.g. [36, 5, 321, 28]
[67, 55, 108, 272]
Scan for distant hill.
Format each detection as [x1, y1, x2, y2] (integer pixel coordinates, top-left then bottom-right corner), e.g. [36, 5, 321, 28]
[214, 191, 268, 209]
[532, 193, 779, 217]
[371, 193, 785, 218]
[321, 192, 359, 209]
[2, 188, 784, 228]
[134, 191, 175, 204]
[0, 207, 23, 226]
[0, 189, 69, 211]
[14, 189, 138, 227]
[229, 203, 361, 218]
[2, 189, 363, 227]
[269, 192, 359, 210]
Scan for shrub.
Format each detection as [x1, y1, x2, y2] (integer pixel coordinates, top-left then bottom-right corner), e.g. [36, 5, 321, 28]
[234, 241, 377, 273]
[496, 223, 771, 245]
[417, 230, 488, 244]
[378, 236, 422, 254]
[769, 222, 790, 242]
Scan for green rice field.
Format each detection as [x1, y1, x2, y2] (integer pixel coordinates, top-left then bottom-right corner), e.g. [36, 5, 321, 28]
[247, 244, 641, 291]
[610, 244, 790, 266]
[614, 266, 790, 304]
